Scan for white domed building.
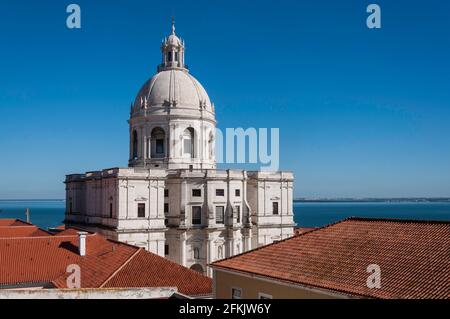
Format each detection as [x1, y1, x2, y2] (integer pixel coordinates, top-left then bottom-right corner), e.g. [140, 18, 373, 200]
[64, 23, 295, 276]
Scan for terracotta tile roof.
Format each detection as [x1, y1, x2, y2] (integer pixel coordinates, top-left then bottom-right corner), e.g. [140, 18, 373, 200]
[0, 226, 52, 238]
[54, 228, 87, 236]
[0, 219, 30, 227]
[0, 219, 52, 238]
[212, 217, 450, 299]
[103, 249, 212, 296]
[0, 219, 212, 296]
[0, 233, 134, 288]
[294, 227, 317, 235]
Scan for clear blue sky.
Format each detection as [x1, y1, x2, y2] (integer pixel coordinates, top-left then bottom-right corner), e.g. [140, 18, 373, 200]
[1, 0, 450, 199]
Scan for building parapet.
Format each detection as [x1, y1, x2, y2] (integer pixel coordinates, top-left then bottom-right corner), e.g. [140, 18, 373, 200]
[0, 287, 179, 299]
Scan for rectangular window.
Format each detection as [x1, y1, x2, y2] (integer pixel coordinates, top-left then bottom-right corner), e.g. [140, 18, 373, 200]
[235, 189, 240, 197]
[156, 139, 164, 154]
[272, 202, 279, 215]
[174, 51, 179, 62]
[69, 202, 73, 214]
[138, 203, 146, 218]
[164, 203, 169, 214]
[236, 205, 241, 223]
[216, 206, 224, 224]
[165, 245, 169, 256]
[109, 202, 113, 218]
[231, 288, 242, 299]
[216, 189, 224, 196]
[164, 189, 169, 197]
[192, 206, 202, 225]
[192, 189, 201, 197]
[168, 51, 173, 62]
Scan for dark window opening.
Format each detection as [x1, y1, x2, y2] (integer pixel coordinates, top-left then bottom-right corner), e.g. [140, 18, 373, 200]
[235, 189, 240, 197]
[194, 247, 200, 259]
[236, 205, 241, 223]
[164, 189, 169, 197]
[175, 51, 179, 62]
[138, 203, 146, 218]
[132, 130, 138, 159]
[272, 202, 279, 215]
[192, 206, 202, 225]
[164, 203, 169, 214]
[109, 202, 113, 218]
[156, 139, 164, 154]
[192, 189, 201, 197]
[216, 206, 225, 224]
[69, 202, 73, 214]
[168, 51, 173, 62]
[216, 189, 224, 196]
[165, 245, 169, 256]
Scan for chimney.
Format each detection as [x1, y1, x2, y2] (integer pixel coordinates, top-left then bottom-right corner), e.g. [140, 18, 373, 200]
[25, 208, 30, 223]
[78, 231, 88, 256]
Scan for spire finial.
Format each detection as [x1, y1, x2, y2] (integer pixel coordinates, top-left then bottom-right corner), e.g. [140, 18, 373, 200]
[171, 16, 176, 35]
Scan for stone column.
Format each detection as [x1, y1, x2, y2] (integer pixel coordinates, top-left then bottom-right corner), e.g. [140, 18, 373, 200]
[180, 179, 187, 227]
[206, 238, 214, 277]
[179, 232, 187, 267]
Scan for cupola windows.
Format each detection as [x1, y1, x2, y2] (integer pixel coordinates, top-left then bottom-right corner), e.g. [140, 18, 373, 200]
[158, 19, 185, 71]
[150, 127, 166, 158]
[132, 130, 138, 159]
[183, 127, 195, 158]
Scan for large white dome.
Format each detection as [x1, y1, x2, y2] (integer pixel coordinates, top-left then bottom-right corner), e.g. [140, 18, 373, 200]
[133, 69, 213, 113]
[128, 22, 217, 170]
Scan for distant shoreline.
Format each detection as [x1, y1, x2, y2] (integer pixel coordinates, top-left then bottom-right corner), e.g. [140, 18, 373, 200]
[295, 198, 450, 203]
[0, 199, 65, 202]
[1, 198, 450, 203]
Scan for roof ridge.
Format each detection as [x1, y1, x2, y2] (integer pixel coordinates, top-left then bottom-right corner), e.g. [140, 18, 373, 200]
[0, 233, 96, 240]
[346, 216, 450, 224]
[0, 225, 38, 228]
[99, 247, 142, 288]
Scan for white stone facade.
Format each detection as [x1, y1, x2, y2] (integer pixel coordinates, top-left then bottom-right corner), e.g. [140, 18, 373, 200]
[64, 23, 295, 276]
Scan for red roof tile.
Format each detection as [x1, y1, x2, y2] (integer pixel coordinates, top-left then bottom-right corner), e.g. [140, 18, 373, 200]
[0, 219, 30, 227]
[103, 249, 212, 296]
[294, 227, 317, 235]
[0, 233, 133, 288]
[54, 228, 87, 236]
[0, 219, 212, 296]
[212, 217, 450, 299]
[0, 226, 52, 238]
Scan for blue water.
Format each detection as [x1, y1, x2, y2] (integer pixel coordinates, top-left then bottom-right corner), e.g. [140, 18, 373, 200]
[1, 200, 450, 229]
[293, 202, 450, 227]
[0, 200, 66, 229]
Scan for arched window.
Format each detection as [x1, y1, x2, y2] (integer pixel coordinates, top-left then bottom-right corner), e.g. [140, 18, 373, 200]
[183, 127, 195, 158]
[132, 130, 138, 159]
[150, 127, 165, 158]
[190, 263, 203, 274]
